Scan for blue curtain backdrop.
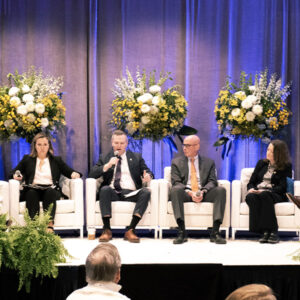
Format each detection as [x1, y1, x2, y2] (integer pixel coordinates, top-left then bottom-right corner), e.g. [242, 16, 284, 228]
[0, 0, 299, 181]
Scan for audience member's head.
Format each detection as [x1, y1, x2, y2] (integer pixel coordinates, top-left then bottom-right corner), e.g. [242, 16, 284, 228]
[85, 243, 121, 284]
[225, 284, 276, 300]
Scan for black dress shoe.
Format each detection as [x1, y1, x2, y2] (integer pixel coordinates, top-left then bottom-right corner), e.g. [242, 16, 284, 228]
[173, 230, 188, 244]
[259, 231, 269, 243]
[210, 232, 227, 244]
[268, 232, 280, 244]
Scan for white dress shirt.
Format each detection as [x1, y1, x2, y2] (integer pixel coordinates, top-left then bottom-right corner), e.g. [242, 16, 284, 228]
[32, 157, 53, 185]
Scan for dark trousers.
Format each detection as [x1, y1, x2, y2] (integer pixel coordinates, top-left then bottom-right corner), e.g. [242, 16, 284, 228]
[245, 191, 285, 233]
[99, 186, 150, 218]
[23, 187, 60, 221]
[170, 186, 226, 225]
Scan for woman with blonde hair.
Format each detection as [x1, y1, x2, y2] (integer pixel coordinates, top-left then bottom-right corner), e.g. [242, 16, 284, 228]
[225, 284, 276, 300]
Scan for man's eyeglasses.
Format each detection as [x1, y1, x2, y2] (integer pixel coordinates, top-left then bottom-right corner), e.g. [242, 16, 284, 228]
[182, 144, 198, 148]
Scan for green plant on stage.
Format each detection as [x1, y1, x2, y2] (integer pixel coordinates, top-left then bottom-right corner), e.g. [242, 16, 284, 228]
[0, 209, 70, 292]
[0, 214, 15, 269]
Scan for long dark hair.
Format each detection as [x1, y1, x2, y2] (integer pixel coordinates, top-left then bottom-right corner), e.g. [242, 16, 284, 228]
[29, 132, 54, 157]
[270, 139, 290, 170]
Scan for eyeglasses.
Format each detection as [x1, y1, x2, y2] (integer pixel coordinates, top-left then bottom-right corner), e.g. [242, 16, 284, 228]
[182, 144, 198, 148]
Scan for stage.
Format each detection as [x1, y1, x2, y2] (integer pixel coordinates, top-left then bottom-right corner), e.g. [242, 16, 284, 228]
[1, 233, 300, 300]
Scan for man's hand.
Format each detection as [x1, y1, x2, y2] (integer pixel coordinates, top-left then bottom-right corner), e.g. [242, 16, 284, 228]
[71, 172, 81, 179]
[103, 157, 119, 172]
[142, 170, 152, 183]
[188, 190, 203, 203]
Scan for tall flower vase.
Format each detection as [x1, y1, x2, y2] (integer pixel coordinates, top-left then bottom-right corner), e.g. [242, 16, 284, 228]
[240, 138, 267, 168]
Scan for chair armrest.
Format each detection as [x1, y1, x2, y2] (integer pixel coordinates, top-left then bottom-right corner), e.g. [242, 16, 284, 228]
[9, 179, 20, 222]
[218, 180, 230, 227]
[294, 180, 300, 196]
[231, 180, 242, 228]
[149, 179, 159, 227]
[86, 178, 97, 226]
[70, 178, 84, 226]
[158, 179, 170, 227]
[0, 181, 9, 215]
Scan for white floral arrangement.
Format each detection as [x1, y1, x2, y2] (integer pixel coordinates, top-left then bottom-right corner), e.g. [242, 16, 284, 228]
[111, 67, 189, 142]
[214, 69, 292, 148]
[0, 67, 65, 142]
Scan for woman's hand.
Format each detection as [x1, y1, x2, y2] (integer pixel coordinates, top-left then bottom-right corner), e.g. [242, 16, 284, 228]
[71, 172, 81, 179]
[247, 188, 261, 194]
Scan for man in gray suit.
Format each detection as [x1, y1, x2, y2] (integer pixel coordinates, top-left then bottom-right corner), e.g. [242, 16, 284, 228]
[88, 130, 153, 243]
[170, 135, 226, 244]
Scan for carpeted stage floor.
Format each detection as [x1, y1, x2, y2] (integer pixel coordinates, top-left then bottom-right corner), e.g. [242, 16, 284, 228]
[1, 232, 300, 300]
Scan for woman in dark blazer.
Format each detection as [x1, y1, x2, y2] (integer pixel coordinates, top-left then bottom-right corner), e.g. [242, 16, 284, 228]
[10, 132, 81, 232]
[246, 139, 292, 244]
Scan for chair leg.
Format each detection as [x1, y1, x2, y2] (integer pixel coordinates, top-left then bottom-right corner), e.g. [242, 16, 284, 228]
[159, 228, 163, 239]
[232, 228, 236, 240]
[80, 228, 83, 239]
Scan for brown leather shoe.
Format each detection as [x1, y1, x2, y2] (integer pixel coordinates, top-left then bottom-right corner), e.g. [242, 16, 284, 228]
[99, 229, 112, 242]
[286, 193, 300, 209]
[124, 229, 140, 243]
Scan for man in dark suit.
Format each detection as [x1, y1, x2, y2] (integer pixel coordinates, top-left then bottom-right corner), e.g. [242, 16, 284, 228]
[170, 135, 226, 244]
[88, 130, 153, 243]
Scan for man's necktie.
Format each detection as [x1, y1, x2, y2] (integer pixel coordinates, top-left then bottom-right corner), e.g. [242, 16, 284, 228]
[113, 157, 122, 193]
[190, 158, 198, 192]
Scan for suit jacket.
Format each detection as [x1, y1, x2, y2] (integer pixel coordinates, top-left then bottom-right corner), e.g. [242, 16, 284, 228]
[171, 155, 218, 192]
[88, 150, 154, 190]
[247, 159, 292, 196]
[10, 154, 81, 190]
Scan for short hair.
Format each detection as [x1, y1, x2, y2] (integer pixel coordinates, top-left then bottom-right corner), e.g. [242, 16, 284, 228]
[85, 243, 121, 283]
[270, 139, 290, 170]
[29, 132, 54, 157]
[225, 284, 277, 300]
[111, 130, 127, 140]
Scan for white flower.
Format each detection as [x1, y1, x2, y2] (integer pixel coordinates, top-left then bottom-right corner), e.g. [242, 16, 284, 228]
[141, 104, 150, 113]
[252, 104, 263, 115]
[150, 106, 159, 114]
[4, 119, 13, 128]
[231, 108, 241, 117]
[134, 87, 143, 94]
[141, 116, 150, 124]
[22, 84, 30, 93]
[41, 118, 49, 128]
[249, 85, 256, 92]
[17, 105, 28, 115]
[126, 123, 136, 135]
[241, 97, 253, 109]
[245, 111, 255, 122]
[8, 87, 20, 96]
[9, 96, 21, 106]
[149, 85, 161, 94]
[25, 101, 35, 112]
[137, 93, 153, 103]
[22, 93, 34, 103]
[247, 95, 257, 104]
[152, 96, 160, 106]
[35, 103, 45, 114]
[27, 113, 36, 123]
[234, 91, 246, 98]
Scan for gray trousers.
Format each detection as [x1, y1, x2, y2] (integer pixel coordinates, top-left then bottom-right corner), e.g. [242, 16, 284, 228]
[99, 186, 150, 218]
[170, 186, 226, 224]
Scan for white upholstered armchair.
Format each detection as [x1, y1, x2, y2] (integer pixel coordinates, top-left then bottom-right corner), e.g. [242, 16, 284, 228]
[159, 167, 231, 239]
[86, 178, 160, 238]
[0, 180, 9, 217]
[231, 168, 300, 239]
[9, 178, 84, 237]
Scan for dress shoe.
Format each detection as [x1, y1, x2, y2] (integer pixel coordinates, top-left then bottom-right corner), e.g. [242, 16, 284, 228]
[268, 232, 280, 244]
[124, 229, 140, 243]
[259, 231, 270, 243]
[286, 193, 300, 209]
[173, 230, 188, 244]
[210, 231, 227, 244]
[99, 229, 112, 242]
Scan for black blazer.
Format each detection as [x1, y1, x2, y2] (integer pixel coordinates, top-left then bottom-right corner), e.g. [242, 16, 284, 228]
[10, 154, 81, 190]
[247, 159, 292, 196]
[88, 150, 153, 190]
[171, 155, 218, 192]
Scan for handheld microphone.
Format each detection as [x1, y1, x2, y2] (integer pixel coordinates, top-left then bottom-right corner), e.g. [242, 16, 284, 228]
[195, 190, 201, 197]
[114, 151, 119, 157]
[15, 170, 22, 178]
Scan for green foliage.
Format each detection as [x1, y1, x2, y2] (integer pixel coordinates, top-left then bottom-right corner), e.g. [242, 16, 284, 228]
[0, 210, 70, 293]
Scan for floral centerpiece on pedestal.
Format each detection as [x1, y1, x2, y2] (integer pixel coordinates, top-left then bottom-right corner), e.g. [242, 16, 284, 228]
[0, 67, 65, 143]
[111, 67, 196, 150]
[214, 70, 292, 156]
